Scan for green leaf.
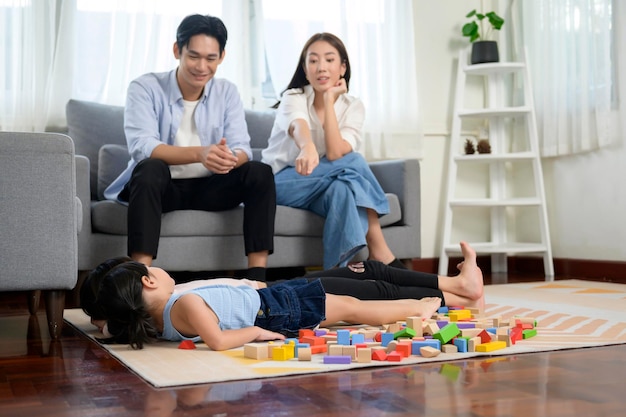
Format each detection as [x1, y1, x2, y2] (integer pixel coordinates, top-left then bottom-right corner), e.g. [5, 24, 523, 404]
[486, 12, 505, 30]
[466, 9, 477, 18]
[462, 22, 479, 38]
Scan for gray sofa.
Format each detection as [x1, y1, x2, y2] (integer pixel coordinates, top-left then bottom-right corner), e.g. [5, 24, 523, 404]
[0, 132, 81, 339]
[66, 99, 421, 274]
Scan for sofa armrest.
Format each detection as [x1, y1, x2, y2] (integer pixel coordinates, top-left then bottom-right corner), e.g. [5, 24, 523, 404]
[368, 159, 420, 227]
[75, 155, 93, 270]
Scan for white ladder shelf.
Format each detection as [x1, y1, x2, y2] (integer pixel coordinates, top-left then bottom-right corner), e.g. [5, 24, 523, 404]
[438, 48, 554, 280]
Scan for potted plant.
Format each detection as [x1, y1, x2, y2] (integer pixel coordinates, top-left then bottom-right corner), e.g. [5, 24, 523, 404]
[462, 9, 505, 64]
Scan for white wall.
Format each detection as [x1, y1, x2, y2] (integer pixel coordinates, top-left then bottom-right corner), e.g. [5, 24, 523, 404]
[412, 0, 625, 261]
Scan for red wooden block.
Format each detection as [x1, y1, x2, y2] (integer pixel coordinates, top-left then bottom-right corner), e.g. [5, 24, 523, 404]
[299, 329, 315, 338]
[478, 329, 491, 344]
[510, 327, 523, 344]
[178, 340, 196, 350]
[310, 344, 328, 354]
[395, 342, 411, 358]
[372, 350, 387, 361]
[374, 331, 382, 342]
[301, 336, 326, 346]
[386, 351, 403, 362]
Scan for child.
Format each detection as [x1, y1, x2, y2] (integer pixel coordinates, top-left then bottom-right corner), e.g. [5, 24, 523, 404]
[95, 242, 482, 351]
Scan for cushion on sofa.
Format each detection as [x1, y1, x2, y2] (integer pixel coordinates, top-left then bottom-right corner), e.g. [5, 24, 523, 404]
[98, 144, 129, 200]
[66, 99, 126, 200]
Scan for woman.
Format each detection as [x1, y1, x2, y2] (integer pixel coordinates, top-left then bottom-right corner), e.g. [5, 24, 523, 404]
[261, 33, 401, 270]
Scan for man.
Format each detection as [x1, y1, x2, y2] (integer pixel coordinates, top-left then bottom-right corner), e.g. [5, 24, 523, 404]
[104, 14, 275, 281]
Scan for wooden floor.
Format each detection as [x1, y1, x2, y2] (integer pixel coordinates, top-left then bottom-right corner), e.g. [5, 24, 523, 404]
[1, 272, 625, 417]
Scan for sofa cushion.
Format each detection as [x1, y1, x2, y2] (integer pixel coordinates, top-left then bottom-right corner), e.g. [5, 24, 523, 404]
[66, 99, 125, 200]
[245, 108, 275, 160]
[98, 144, 129, 200]
[91, 193, 401, 236]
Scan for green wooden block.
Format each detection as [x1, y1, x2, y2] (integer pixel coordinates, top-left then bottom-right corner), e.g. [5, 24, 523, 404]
[433, 322, 461, 344]
[522, 328, 537, 339]
[394, 327, 417, 339]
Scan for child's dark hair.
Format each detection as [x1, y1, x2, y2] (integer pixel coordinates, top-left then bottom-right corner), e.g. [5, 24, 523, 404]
[98, 261, 158, 350]
[80, 256, 132, 320]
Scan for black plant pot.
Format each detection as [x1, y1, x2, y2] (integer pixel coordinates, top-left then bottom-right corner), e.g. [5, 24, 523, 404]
[470, 41, 499, 64]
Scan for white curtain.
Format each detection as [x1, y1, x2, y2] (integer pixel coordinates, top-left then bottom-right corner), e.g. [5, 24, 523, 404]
[260, 0, 421, 160]
[1, 0, 250, 131]
[513, 0, 620, 156]
[0, 0, 58, 131]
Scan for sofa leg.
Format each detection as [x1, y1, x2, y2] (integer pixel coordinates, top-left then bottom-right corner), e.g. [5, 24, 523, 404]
[28, 290, 41, 314]
[44, 290, 66, 339]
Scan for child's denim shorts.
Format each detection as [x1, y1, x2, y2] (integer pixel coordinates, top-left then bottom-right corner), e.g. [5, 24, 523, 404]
[255, 278, 326, 337]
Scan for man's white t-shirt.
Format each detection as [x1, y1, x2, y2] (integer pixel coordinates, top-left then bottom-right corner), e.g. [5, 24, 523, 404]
[169, 99, 211, 179]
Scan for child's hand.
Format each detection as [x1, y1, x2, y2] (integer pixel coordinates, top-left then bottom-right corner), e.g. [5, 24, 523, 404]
[254, 328, 285, 342]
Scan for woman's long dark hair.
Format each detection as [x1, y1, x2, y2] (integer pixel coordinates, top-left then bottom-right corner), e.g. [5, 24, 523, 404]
[97, 261, 157, 349]
[272, 32, 352, 108]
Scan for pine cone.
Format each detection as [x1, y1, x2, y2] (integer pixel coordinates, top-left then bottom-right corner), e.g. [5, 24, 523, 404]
[477, 139, 491, 154]
[464, 139, 476, 155]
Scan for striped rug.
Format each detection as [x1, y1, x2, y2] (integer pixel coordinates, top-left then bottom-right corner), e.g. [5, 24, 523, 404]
[63, 279, 626, 388]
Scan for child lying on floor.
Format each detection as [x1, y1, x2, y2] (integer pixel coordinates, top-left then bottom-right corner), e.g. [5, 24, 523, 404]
[85, 242, 483, 350]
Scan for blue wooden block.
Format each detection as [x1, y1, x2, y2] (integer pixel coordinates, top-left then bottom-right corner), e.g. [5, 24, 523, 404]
[323, 355, 352, 364]
[336, 329, 351, 345]
[351, 333, 365, 345]
[453, 337, 468, 353]
[411, 339, 441, 355]
[381, 332, 395, 347]
[437, 306, 449, 314]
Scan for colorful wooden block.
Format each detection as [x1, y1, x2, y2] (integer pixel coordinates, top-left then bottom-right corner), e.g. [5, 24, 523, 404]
[323, 355, 352, 365]
[476, 340, 507, 352]
[243, 343, 268, 360]
[433, 322, 460, 344]
[298, 347, 312, 361]
[411, 339, 441, 355]
[178, 340, 196, 350]
[372, 350, 387, 361]
[419, 346, 441, 358]
[394, 327, 416, 340]
[357, 347, 372, 363]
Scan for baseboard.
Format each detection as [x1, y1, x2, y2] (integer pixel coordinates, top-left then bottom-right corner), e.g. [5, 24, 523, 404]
[412, 256, 626, 284]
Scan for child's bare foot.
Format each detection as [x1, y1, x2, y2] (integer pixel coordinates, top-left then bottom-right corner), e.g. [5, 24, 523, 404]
[439, 242, 485, 310]
[457, 241, 485, 309]
[415, 297, 442, 319]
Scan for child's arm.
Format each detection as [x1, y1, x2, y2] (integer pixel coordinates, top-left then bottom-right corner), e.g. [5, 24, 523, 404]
[173, 293, 285, 351]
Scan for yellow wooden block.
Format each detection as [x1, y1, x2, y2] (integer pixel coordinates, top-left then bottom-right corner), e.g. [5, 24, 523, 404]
[272, 346, 289, 361]
[448, 309, 472, 321]
[476, 340, 507, 352]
